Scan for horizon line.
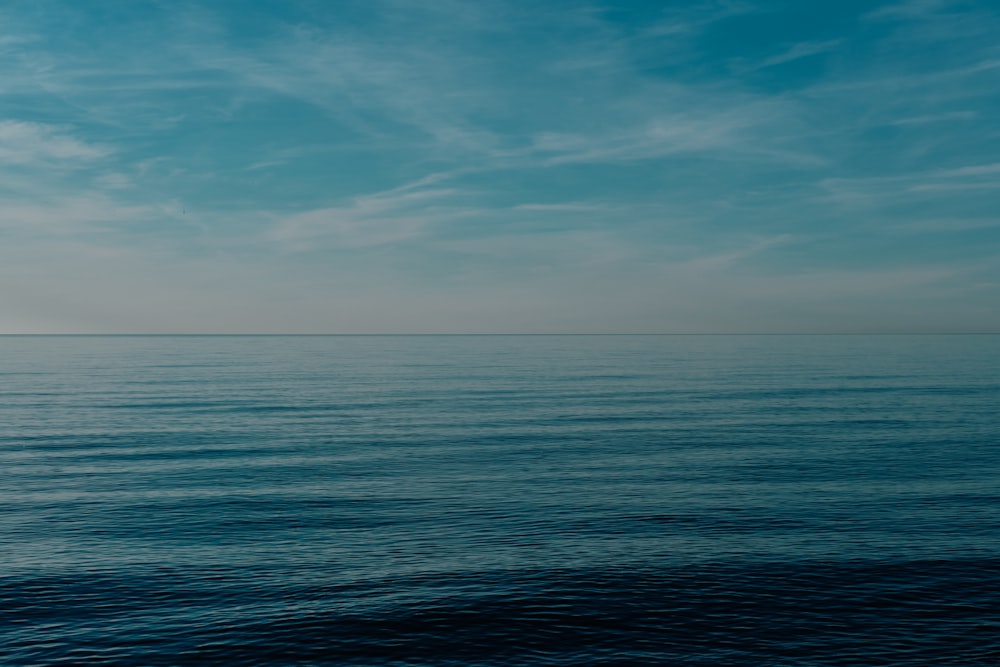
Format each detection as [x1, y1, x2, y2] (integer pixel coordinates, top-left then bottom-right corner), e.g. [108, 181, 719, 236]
[1, 332, 999, 337]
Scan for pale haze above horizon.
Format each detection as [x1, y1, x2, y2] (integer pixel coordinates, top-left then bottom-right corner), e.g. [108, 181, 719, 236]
[2, 0, 999, 334]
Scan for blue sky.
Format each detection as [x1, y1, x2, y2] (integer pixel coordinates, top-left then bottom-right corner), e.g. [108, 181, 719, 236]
[2, 0, 998, 332]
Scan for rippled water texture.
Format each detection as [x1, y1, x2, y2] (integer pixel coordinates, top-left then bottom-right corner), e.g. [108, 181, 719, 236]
[2, 334, 999, 665]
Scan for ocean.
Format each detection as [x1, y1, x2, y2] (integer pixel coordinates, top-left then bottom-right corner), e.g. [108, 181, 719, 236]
[2, 334, 998, 665]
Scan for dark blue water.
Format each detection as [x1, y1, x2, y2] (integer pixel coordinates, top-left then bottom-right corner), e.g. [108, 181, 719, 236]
[2, 334, 999, 665]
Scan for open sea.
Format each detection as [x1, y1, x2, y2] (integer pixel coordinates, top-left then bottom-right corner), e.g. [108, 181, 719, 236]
[2, 334, 999, 666]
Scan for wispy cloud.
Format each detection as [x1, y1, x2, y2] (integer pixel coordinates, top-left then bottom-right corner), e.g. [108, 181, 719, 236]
[751, 40, 843, 71]
[512, 203, 610, 212]
[0, 120, 109, 166]
[889, 110, 977, 125]
[817, 160, 1000, 206]
[865, 0, 958, 20]
[936, 162, 1000, 178]
[267, 180, 461, 250]
[172, 10, 501, 155]
[526, 97, 820, 167]
[889, 218, 1000, 233]
[0, 194, 150, 234]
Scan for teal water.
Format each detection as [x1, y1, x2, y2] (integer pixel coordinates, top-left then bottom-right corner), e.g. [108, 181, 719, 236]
[2, 335, 999, 665]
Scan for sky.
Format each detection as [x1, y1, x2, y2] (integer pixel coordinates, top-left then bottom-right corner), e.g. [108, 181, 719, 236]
[1, 0, 999, 333]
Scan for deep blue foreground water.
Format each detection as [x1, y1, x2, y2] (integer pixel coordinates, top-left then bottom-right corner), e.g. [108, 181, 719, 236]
[2, 334, 999, 665]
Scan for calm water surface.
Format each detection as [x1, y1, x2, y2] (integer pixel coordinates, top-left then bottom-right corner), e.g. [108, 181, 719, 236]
[2, 335, 999, 665]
